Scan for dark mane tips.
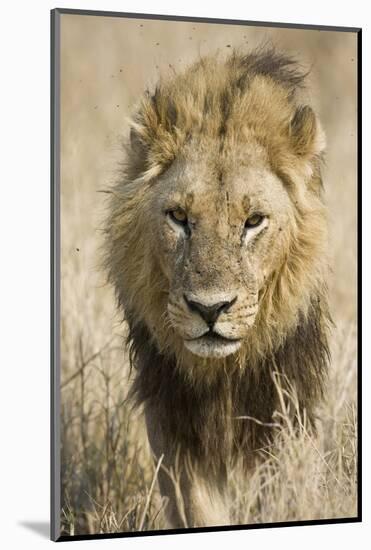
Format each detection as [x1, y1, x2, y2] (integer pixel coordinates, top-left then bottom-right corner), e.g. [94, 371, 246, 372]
[236, 45, 308, 92]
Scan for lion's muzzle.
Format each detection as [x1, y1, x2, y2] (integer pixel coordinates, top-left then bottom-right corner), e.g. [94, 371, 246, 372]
[168, 291, 257, 358]
[183, 294, 237, 327]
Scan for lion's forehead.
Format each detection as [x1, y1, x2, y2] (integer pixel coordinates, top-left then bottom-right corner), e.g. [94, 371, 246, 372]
[158, 154, 291, 221]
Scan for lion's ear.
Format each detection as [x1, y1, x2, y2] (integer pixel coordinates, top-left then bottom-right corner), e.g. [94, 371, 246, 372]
[130, 125, 147, 157]
[289, 105, 326, 159]
[128, 90, 159, 158]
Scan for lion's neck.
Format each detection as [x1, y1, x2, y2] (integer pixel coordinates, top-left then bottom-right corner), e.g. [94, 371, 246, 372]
[127, 298, 330, 471]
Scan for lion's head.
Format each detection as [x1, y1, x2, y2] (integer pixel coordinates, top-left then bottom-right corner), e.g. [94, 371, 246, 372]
[105, 48, 328, 371]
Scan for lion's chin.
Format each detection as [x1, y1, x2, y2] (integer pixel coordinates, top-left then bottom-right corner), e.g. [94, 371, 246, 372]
[184, 335, 242, 358]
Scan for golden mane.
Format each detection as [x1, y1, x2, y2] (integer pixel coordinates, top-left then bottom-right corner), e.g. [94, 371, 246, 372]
[105, 47, 329, 373]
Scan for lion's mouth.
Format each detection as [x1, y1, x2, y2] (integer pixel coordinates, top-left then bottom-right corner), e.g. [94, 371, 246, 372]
[186, 331, 241, 344]
[184, 330, 242, 358]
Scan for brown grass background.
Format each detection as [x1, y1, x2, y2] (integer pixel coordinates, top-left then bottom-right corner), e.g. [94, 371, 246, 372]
[59, 14, 358, 536]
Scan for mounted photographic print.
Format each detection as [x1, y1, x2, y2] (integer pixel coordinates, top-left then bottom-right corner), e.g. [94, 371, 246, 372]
[51, 8, 361, 542]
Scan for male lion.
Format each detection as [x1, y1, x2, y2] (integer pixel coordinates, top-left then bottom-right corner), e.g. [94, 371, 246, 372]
[104, 47, 330, 529]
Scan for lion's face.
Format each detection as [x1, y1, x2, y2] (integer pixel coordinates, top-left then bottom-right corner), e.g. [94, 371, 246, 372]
[152, 140, 293, 358]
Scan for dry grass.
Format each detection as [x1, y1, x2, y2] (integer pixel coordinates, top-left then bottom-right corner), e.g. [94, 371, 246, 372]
[59, 306, 357, 535]
[59, 15, 358, 536]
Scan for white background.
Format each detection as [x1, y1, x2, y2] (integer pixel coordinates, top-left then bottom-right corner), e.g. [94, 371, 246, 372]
[0, 0, 368, 548]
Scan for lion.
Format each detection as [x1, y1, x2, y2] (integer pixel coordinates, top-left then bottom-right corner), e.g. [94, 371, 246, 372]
[104, 47, 331, 529]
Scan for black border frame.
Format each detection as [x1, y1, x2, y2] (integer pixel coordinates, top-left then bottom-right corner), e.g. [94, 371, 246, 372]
[51, 7, 362, 542]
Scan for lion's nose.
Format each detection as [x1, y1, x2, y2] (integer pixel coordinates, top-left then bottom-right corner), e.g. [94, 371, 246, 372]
[183, 294, 237, 327]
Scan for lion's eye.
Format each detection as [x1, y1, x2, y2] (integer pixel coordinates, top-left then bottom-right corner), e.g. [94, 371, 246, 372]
[245, 214, 264, 229]
[168, 208, 188, 225]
